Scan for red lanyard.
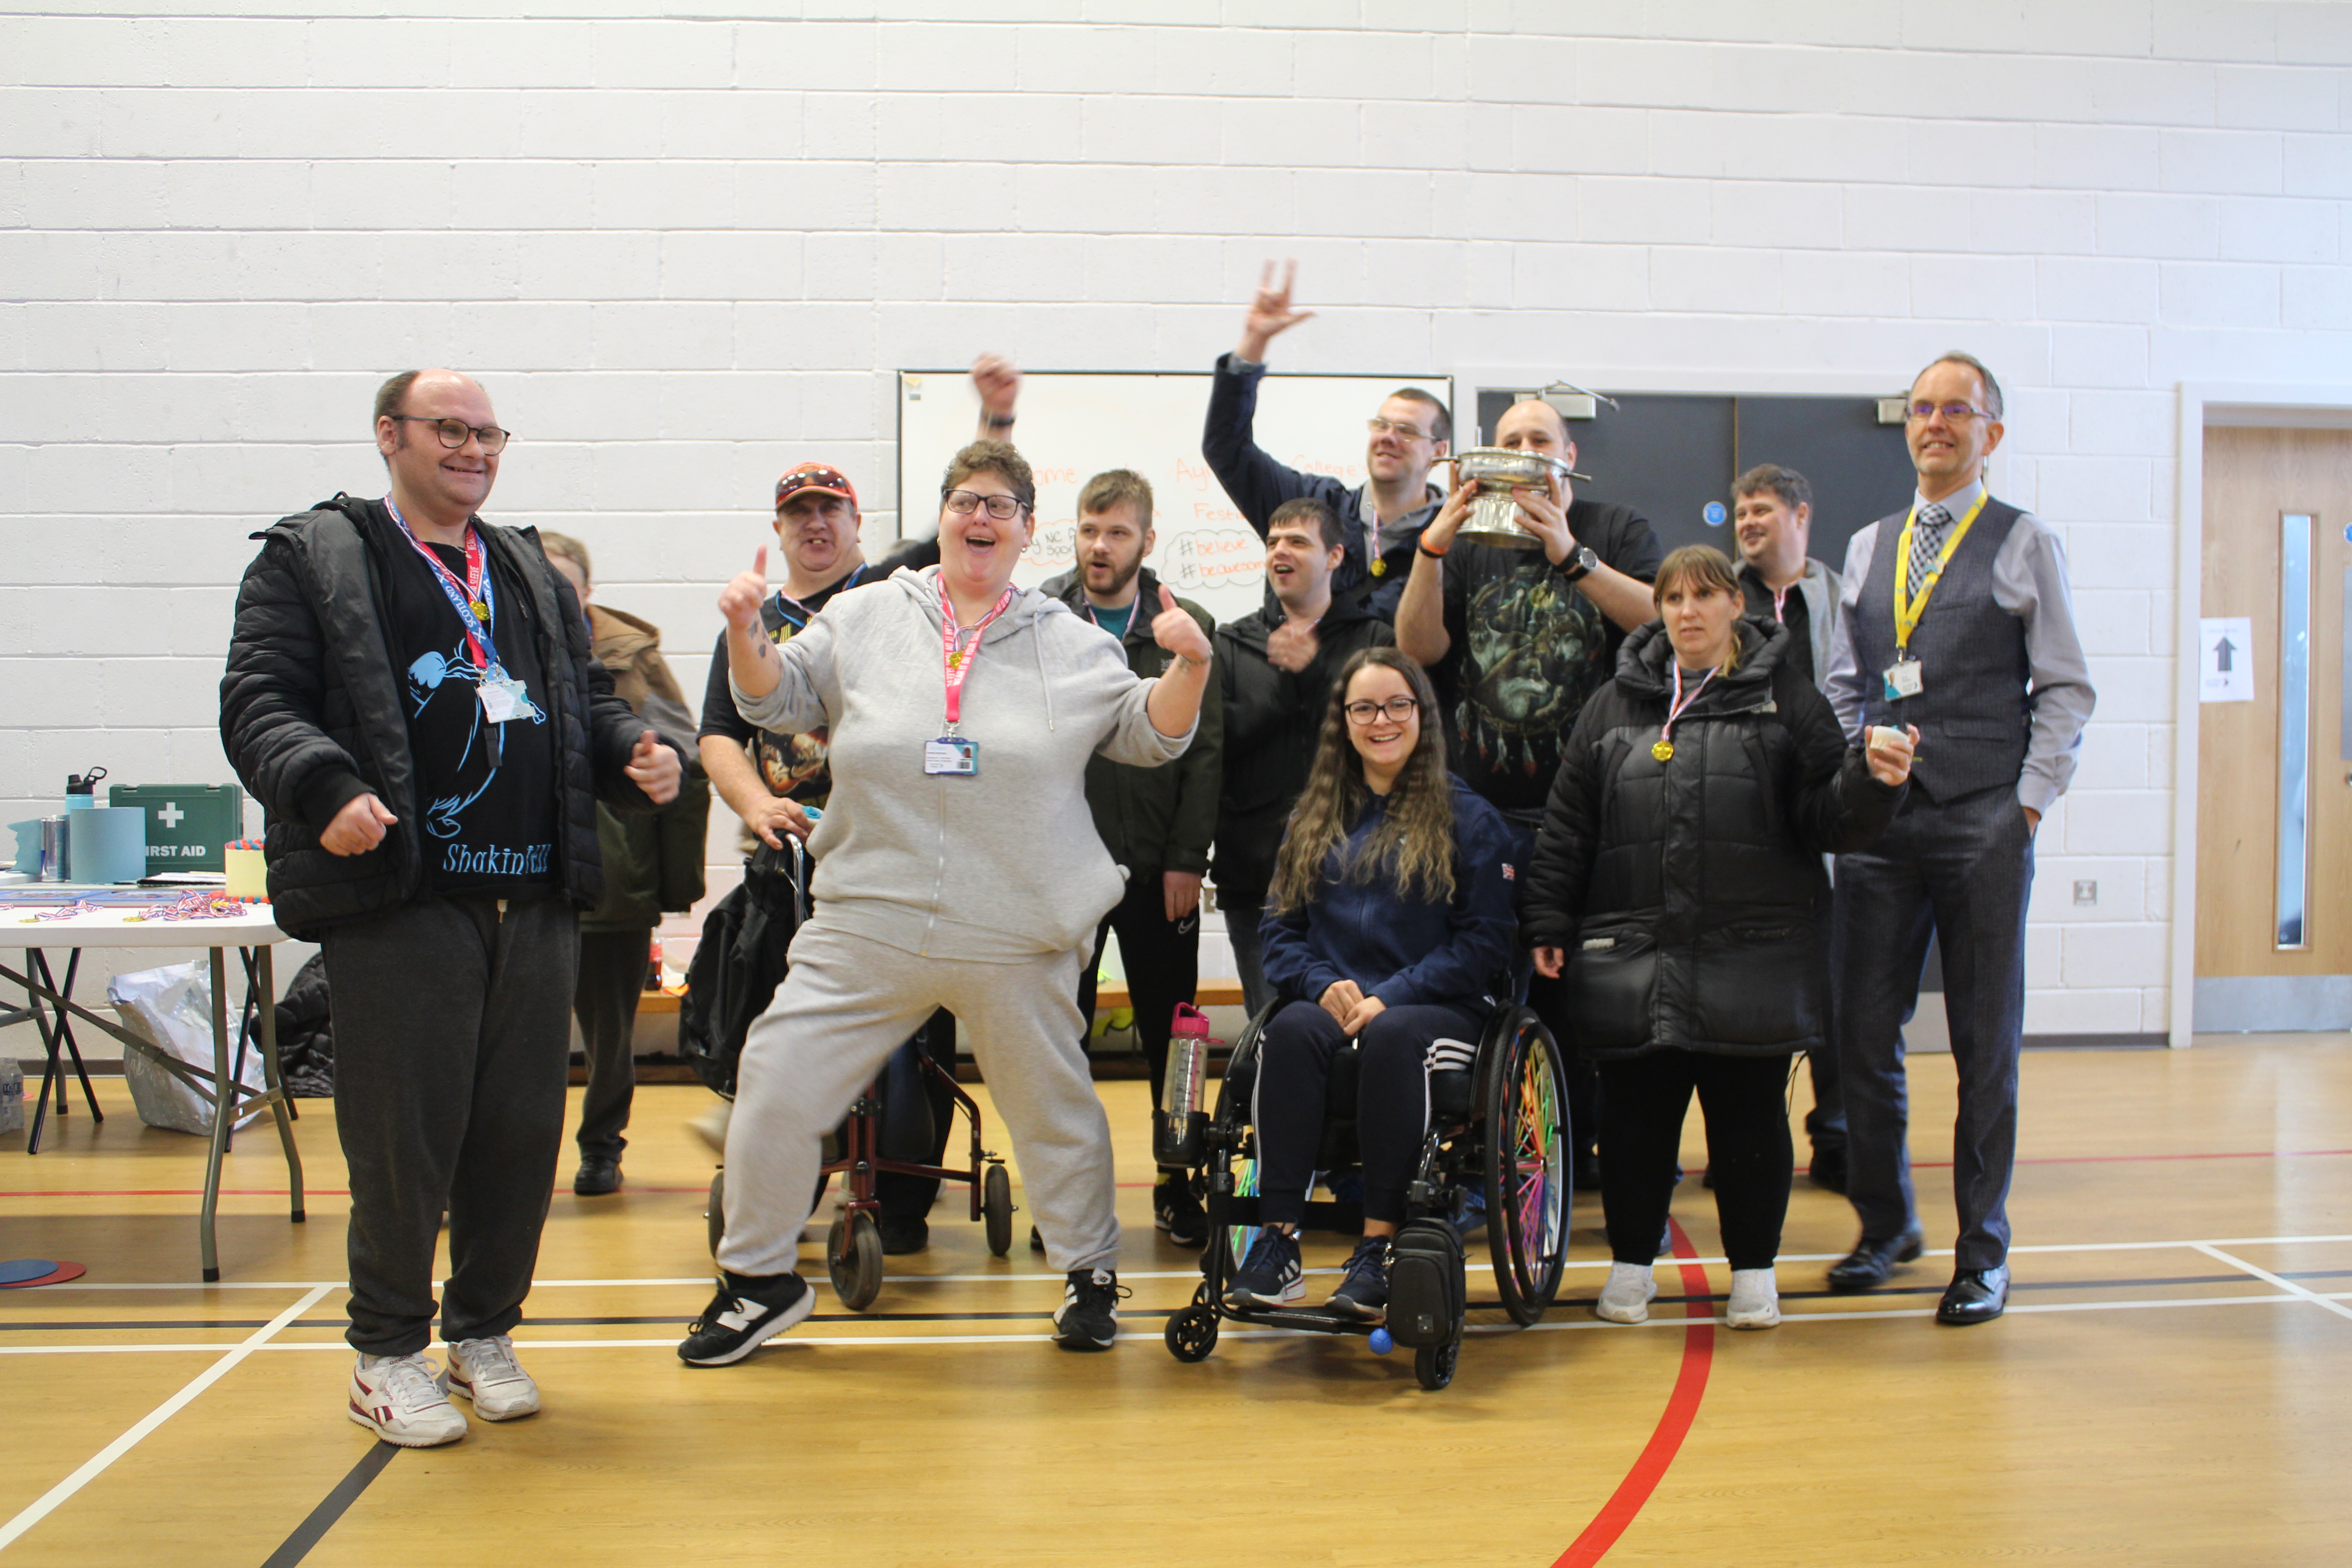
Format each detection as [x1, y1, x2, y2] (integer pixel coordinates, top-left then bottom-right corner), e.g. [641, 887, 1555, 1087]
[938, 579, 1016, 730]
[1659, 664, 1715, 752]
[386, 494, 495, 671]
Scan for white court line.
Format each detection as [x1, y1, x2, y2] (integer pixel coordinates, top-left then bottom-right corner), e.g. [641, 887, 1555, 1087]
[6, 1289, 2349, 1357]
[0, 1283, 332, 1552]
[2192, 1243, 2352, 1323]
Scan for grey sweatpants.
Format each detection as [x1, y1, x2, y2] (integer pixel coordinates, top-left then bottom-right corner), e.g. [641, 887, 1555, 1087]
[719, 922, 1117, 1278]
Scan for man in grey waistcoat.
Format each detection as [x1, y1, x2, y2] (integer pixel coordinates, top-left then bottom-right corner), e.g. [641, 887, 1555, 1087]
[1820, 353, 2095, 1325]
[1730, 463, 1850, 1192]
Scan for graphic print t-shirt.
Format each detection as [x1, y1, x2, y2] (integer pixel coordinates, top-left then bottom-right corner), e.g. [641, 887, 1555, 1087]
[380, 515, 559, 895]
[697, 568, 866, 807]
[1437, 499, 1663, 814]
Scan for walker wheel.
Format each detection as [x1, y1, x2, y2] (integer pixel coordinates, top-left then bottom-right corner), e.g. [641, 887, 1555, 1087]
[982, 1162, 1014, 1258]
[828, 1212, 886, 1311]
[1165, 1304, 1220, 1362]
[1414, 1335, 1459, 1391]
[705, 1169, 725, 1259]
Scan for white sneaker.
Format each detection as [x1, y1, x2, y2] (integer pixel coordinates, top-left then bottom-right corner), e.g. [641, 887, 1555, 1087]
[446, 1334, 541, 1420]
[1726, 1268, 1780, 1329]
[348, 1352, 467, 1447]
[1595, 1262, 1657, 1324]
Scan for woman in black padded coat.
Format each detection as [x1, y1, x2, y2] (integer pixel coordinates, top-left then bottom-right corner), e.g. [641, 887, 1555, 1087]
[1520, 545, 1915, 1332]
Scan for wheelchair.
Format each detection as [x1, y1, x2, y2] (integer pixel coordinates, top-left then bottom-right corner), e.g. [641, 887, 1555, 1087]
[699, 843, 1015, 1312]
[1161, 998, 1570, 1390]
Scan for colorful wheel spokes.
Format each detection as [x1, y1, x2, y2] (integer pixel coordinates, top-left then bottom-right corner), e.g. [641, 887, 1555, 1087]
[1229, 1155, 1260, 1270]
[1505, 1027, 1564, 1291]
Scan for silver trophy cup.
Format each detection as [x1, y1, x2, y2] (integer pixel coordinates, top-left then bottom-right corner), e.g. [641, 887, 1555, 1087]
[1451, 447, 1576, 549]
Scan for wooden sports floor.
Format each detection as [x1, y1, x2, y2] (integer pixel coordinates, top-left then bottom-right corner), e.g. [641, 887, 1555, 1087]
[2, 1036, 2349, 1567]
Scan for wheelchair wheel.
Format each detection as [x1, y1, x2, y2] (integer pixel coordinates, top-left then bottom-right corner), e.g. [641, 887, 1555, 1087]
[828, 1212, 885, 1311]
[1213, 1018, 1269, 1271]
[1484, 1009, 1570, 1327]
[706, 1168, 725, 1258]
[1165, 1302, 1220, 1363]
[982, 1161, 1014, 1257]
[1414, 1335, 1459, 1391]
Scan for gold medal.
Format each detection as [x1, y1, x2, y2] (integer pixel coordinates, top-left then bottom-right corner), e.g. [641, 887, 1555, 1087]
[470, 600, 491, 621]
[946, 651, 963, 669]
[1652, 740, 1674, 762]
[1370, 557, 1387, 577]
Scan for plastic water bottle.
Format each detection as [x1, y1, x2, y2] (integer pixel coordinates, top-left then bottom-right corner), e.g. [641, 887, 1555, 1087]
[1152, 1003, 1213, 1167]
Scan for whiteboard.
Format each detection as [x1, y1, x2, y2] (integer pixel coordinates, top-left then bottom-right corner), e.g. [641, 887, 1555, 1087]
[896, 370, 1453, 630]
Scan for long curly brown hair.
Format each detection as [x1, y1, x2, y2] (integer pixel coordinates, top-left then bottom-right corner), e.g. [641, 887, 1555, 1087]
[1268, 648, 1458, 916]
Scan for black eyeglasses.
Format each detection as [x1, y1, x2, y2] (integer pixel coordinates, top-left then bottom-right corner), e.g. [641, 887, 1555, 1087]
[943, 489, 1029, 521]
[1344, 696, 1420, 724]
[389, 415, 511, 454]
[1904, 401, 1992, 424]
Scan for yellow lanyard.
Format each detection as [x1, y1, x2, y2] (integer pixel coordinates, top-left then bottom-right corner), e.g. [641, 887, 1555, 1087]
[1891, 492, 1988, 653]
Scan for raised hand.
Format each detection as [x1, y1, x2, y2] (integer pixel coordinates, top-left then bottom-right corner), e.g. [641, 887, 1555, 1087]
[1513, 481, 1579, 565]
[972, 353, 1021, 428]
[1149, 584, 1212, 667]
[719, 546, 769, 632]
[626, 729, 683, 805]
[1237, 259, 1314, 362]
[1422, 475, 1479, 554]
[320, 792, 397, 857]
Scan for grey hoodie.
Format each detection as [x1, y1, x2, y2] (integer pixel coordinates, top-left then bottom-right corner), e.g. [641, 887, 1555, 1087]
[732, 565, 1194, 962]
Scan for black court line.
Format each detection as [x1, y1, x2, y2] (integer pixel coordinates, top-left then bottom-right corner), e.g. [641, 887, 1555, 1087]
[260, 1441, 398, 1567]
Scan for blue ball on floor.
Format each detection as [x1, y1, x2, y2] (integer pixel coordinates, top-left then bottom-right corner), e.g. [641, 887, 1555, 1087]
[1368, 1328, 1393, 1356]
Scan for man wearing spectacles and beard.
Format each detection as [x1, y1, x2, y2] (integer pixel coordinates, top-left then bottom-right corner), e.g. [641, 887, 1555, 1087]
[1821, 352, 2095, 1326]
[1202, 259, 1451, 617]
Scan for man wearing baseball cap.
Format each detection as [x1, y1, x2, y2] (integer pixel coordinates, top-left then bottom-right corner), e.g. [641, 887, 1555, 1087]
[695, 463, 956, 1252]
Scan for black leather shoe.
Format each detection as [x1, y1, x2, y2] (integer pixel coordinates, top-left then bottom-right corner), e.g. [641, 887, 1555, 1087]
[1808, 1144, 1848, 1195]
[573, 1155, 622, 1196]
[1936, 1265, 2009, 1325]
[877, 1215, 929, 1255]
[1825, 1225, 1924, 1292]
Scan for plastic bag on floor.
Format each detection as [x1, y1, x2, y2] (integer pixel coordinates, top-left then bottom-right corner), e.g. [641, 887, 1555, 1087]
[0, 1057, 21, 1135]
[108, 962, 266, 1137]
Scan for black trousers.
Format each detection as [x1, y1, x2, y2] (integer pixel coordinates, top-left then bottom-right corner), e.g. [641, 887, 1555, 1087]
[1075, 869, 1200, 1122]
[1254, 999, 1484, 1227]
[572, 927, 650, 1159]
[321, 892, 576, 1356]
[1833, 786, 2034, 1271]
[873, 1009, 958, 1220]
[1806, 891, 1845, 1154]
[1220, 887, 1272, 1019]
[1599, 1050, 1794, 1272]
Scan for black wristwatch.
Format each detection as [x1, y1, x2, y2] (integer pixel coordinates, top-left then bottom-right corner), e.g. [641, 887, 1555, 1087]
[1557, 545, 1599, 583]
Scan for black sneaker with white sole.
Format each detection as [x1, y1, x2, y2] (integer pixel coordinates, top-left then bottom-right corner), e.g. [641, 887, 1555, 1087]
[1326, 1234, 1392, 1321]
[1153, 1172, 1206, 1248]
[1051, 1268, 1126, 1352]
[1223, 1228, 1304, 1310]
[677, 1271, 815, 1366]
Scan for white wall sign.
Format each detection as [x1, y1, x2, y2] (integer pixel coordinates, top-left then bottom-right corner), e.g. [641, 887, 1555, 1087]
[2199, 617, 2254, 704]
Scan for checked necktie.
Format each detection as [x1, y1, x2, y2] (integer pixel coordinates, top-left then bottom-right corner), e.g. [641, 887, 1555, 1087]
[1907, 501, 1951, 590]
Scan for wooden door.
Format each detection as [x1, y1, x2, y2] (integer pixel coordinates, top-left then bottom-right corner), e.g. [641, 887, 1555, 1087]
[2196, 427, 2352, 978]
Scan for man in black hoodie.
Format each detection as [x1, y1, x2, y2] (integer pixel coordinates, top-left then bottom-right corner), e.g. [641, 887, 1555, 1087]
[1041, 469, 1224, 1246]
[1213, 496, 1394, 1015]
[220, 368, 684, 1448]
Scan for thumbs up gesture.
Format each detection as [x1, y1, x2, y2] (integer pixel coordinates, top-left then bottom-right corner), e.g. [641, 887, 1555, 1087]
[719, 545, 769, 633]
[625, 728, 683, 805]
[1149, 583, 1212, 668]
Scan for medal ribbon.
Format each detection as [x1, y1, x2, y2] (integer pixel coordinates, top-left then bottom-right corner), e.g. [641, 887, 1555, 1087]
[1658, 663, 1716, 756]
[938, 578, 1017, 730]
[386, 494, 500, 673]
[1891, 491, 1989, 654]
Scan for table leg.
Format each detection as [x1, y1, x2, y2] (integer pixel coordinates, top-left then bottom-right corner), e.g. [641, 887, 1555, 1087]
[39, 951, 103, 1122]
[200, 947, 233, 1282]
[250, 946, 305, 1223]
[21, 948, 62, 1154]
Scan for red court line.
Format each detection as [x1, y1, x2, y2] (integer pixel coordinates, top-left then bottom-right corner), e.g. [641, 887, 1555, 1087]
[1553, 1216, 1716, 1567]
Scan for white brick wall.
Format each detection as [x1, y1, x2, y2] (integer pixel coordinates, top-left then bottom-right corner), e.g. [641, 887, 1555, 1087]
[1, 3, 2345, 1035]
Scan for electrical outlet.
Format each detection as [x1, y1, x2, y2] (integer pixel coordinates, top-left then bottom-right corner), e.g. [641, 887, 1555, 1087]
[2073, 880, 2097, 906]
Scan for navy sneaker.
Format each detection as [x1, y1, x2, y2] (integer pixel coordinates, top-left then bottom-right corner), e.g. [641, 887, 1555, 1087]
[1326, 1234, 1392, 1321]
[677, 1271, 815, 1367]
[1051, 1268, 1127, 1351]
[1224, 1227, 1304, 1309]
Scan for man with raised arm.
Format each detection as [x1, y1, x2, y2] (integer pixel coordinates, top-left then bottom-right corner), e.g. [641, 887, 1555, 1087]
[1202, 260, 1450, 617]
[221, 368, 684, 1447]
[1823, 353, 2095, 1326]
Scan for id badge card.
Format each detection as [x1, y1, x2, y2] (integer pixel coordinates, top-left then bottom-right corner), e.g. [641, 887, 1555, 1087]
[478, 676, 534, 723]
[1882, 657, 1924, 702]
[924, 736, 979, 777]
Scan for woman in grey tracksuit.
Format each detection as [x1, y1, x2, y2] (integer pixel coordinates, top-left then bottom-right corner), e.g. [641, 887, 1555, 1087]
[679, 439, 1213, 1366]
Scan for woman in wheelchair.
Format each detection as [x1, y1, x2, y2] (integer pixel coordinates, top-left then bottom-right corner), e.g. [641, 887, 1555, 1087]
[1521, 545, 1913, 1330]
[1225, 648, 1518, 1321]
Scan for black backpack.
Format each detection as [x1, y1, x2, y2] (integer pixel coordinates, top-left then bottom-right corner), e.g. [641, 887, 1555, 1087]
[678, 841, 809, 1099]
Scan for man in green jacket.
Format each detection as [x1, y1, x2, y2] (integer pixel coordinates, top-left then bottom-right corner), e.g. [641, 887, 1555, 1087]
[1041, 470, 1224, 1246]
